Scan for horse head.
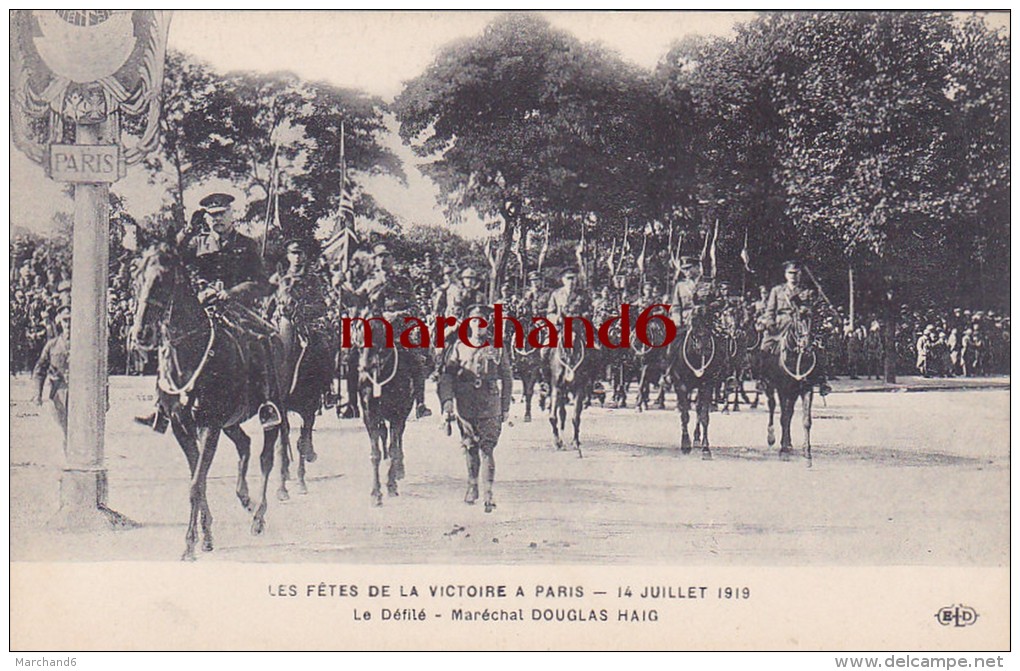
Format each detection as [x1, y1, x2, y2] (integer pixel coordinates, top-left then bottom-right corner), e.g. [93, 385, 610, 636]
[129, 243, 184, 352]
[678, 302, 720, 378]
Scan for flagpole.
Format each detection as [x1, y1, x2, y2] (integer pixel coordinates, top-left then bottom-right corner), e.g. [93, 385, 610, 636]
[261, 137, 281, 258]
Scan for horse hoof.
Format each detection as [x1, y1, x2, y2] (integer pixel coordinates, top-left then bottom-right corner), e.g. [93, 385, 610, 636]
[484, 501, 496, 513]
[277, 489, 290, 502]
[296, 482, 308, 496]
[524, 415, 532, 423]
[702, 451, 713, 461]
[680, 447, 692, 455]
[388, 484, 399, 497]
[181, 550, 197, 562]
[251, 518, 266, 536]
[303, 451, 317, 464]
[372, 492, 383, 507]
[465, 485, 479, 504]
[779, 449, 792, 462]
[202, 539, 214, 553]
[238, 496, 252, 512]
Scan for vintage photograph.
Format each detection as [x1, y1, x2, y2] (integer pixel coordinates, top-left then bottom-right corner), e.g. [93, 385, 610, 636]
[9, 10, 1010, 652]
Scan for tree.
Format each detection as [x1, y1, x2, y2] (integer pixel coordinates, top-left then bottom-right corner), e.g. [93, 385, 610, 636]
[395, 12, 689, 298]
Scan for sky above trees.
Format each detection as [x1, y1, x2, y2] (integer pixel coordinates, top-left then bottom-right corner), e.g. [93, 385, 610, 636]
[10, 11, 743, 238]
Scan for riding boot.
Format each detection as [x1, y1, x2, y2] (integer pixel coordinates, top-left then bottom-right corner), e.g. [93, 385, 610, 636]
[407, 350, 432, 418]
[481, 449, 496, 513]
[134, 403, 169, 434]
[464, 448, 480, 504]
[256, 338, 282, 429]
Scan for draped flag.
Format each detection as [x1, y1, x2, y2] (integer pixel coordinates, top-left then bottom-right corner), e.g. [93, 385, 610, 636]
[323, 120, 358, 273]
[709, 218, 719, 278]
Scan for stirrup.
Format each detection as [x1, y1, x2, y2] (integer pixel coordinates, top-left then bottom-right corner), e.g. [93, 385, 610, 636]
[416, 404, 433, 419]
[259, 401, 282, 428]
[135, 410, 169, 434]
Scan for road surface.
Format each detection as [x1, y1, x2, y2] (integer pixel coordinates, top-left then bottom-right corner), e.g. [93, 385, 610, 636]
[9, 375, 1009, 565]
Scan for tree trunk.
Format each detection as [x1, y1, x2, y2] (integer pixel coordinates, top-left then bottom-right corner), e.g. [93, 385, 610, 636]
[883, 288, 897, 384]
[490, 217, 515, 303]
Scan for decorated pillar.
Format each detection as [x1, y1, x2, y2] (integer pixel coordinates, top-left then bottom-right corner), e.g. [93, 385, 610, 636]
[10, 10, 172, 529]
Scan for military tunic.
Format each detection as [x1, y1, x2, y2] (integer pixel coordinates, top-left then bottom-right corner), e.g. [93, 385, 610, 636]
[438, 339, 513, 508]
[181, 230, 269, 306]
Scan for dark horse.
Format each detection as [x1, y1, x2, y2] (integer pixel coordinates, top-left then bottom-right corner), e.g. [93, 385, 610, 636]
[667, 303, 730, 459]
[546, 325, 592, 457]
[275, 317, 335, 500]
[758, 308, 818, 464]
[508, 319, 544, 422]
[129, 244, 285, 560]
[355, 318, 416, 506]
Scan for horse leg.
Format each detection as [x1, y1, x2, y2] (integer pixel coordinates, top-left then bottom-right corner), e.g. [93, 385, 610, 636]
[251, 425, 278, 535]
[296, 410, 314, 495]
[481, 444, 496, 512]
[523, 375, 534, 423]
[558, 393, 567, 431]
[801, 387, 813, 464]
[636, 365, 648, 413]
[571, 388, 583, 458]
[677, 384, 692, 454]
[183, 426, 220, 560]
[223, 424, 254, 512]
[548, 384, 563, 450]
[276, 413, 292, 502]
[766, 386, 777, 448]
[697, 388, 712, 460]
[367, 417, 384, 506]
[779, 393, 795, 461]
[654, 371, 666, 409]
[387, 418, 406, 497]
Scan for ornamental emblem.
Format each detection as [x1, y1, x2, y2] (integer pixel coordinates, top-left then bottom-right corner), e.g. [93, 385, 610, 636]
[10, 10, 172, 164]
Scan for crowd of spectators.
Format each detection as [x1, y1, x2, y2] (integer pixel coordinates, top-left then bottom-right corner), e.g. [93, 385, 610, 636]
[10, 235, 142, 376]
[8, 234, 1011, 382]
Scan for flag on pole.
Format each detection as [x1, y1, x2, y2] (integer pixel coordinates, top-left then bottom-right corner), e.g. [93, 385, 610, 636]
[636, 226, 649, 279]
[323, 119, 358, 273]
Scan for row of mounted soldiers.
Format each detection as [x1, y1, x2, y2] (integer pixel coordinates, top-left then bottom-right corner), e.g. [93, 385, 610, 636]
[133, 193, 836, 433]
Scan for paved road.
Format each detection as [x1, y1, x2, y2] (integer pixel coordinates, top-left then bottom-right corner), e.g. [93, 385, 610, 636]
[9, 375, 1009, 565]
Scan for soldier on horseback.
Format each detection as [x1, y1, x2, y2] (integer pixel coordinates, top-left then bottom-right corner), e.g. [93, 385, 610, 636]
[348, 243, 432, 419]
[270, 239, 333, 362]
[135, 192, 284, 431]
[760, 260, 832, 396]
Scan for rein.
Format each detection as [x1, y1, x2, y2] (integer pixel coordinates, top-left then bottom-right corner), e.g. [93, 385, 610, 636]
[366, 346, 399, 398]
[682, 327, 716, 378]
[158, 313, 216, 407]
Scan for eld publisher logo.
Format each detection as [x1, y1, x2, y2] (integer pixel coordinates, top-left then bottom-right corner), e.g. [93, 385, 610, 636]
[935, 604, 979, 627]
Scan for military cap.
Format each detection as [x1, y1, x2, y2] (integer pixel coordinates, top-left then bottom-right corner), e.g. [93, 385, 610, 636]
[679, 255, 700, 267]
[442, 262, 458, 274]
[55, 304, 71, 318]
[782, 259, 802, 271]
[285, 238, 306, 253]
[527, 270, 542, 282]
[372, 242, 392, 256]
[466, 303, 492, 319]
[57, 279, 72, 292]
[560, 266, 578, 279]
[461, 267, 480, 280]
[199, 193, 235, 213]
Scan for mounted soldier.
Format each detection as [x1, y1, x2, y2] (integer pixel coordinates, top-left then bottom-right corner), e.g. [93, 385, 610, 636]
[346, 242, 432, 419]
[761, 260, 832, 396]
[135, 192, 283, 431]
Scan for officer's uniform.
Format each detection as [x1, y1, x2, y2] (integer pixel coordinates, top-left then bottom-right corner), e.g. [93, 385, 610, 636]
[761, 282, 820, 353]
[438, 306, 513, 512]
[349, 245, 431, 417]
